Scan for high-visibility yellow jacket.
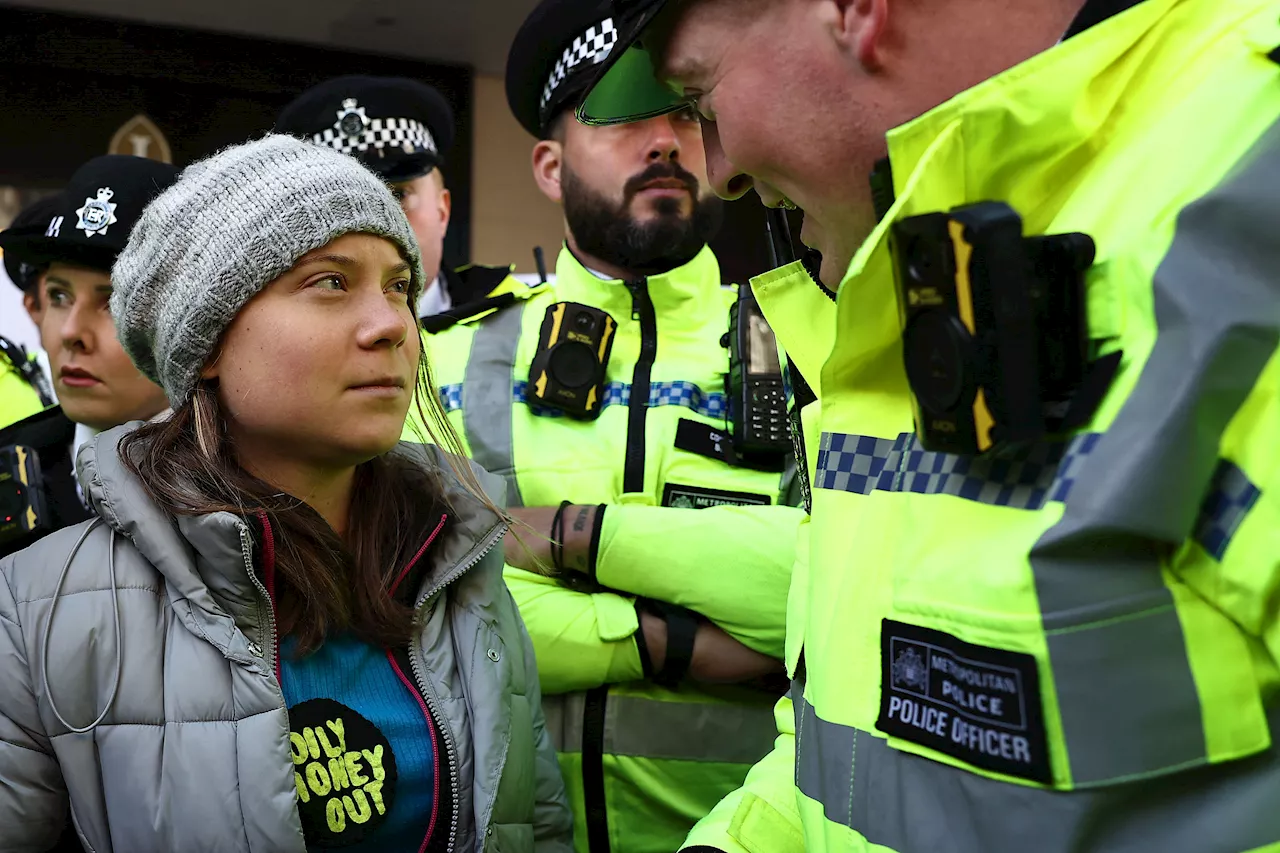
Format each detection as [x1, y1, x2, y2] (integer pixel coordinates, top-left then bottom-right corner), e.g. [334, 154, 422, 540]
[415, 246, 802, 853]
[686, 1, 1280, 851]
[0, 340, 49, 430]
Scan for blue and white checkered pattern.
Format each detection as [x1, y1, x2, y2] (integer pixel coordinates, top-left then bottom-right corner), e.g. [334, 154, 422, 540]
[815, 431, 1102, 510]
[1192, 459, 1261, 561]
[438, 380, 726, 419]
[438, 383, 464, 414]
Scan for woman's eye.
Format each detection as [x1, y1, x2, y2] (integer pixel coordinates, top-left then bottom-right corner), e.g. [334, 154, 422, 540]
[387, 279, 411, 296]
[311, 274, 345, 291]
[46, 289, 71, 307]
[390, 186, 407, 201]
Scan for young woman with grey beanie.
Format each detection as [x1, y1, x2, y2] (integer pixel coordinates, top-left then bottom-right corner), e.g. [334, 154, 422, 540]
[0, 135, 573, 853]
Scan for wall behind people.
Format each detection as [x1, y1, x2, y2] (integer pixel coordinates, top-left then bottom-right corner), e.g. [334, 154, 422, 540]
[0, 6, 474, 266]
[471, 75, 564, 277]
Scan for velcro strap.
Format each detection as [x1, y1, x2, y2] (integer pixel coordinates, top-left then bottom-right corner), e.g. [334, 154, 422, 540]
[647, 600, 700, 689]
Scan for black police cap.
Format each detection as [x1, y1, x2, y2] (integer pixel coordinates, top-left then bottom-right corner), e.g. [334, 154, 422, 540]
[275, 76, 456, 184]
[3, 194, 62, 291]
[505, 0, 622, 137]
[0, 156, 179, 274]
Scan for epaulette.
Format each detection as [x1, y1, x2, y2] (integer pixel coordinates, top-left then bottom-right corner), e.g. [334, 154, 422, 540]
[424, 269, 550, 334]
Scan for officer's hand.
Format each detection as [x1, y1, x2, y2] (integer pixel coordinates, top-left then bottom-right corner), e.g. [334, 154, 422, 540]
[504, 505, 597, 575]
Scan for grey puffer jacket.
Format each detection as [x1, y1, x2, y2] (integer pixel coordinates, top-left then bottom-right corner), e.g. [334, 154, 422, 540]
[0, 426, 573, 853]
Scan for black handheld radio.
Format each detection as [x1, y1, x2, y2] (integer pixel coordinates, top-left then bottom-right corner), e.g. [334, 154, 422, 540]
[726, 208, 796, 457]
[890, 201, 1101, 455]
[527, 302, 618, 419]
[727, 294, 788, 454]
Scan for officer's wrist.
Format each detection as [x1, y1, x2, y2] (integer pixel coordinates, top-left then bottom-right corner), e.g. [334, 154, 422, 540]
[562, 504, 605, 576]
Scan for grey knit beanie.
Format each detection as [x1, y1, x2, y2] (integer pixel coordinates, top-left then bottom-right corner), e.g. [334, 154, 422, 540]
[111, 134, 424, 406]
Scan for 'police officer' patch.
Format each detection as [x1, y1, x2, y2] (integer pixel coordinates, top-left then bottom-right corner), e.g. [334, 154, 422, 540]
[289, 698, 399, 847]
[875, 620, 1051, 784]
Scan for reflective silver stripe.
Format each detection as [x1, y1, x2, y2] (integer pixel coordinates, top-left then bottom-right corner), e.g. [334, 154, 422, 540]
[794, 689, 1280, 853]
[543, 690, 776, 765]
[462, 302, 527, 507]
[1029, 120, 1280, 784]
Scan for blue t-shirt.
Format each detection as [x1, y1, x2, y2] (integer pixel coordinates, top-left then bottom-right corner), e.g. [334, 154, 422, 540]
[280, 633, 437, 852]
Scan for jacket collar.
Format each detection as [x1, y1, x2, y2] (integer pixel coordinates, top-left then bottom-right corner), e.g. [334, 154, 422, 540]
[79, 425, 507, 648]
[1065, 0, 1149, 39]
[767, 0, 1246, 393]
[553, 243, 725, 330]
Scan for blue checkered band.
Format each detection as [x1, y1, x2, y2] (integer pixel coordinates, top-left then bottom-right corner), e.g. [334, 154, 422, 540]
[438, 383, 464, 414]
[516, 380, 726, 419]
[814, 431, 1102, 510]
[1192, 460, 1261, 561]
[438, 381, 726, 419]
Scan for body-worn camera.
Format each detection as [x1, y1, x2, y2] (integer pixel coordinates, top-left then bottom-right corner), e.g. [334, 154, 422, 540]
[891, 202, 1098, 455]
[0, 444, 48, 548]
[727, 290, 790, 456]
[528, 302, 617, 419]
[0, 406, 90, 557]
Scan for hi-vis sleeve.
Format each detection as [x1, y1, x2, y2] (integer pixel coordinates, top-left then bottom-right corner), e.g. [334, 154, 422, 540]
[504, 565, 644, 695]
[592, 504, 803, 660]
[680, 692, 805, 853]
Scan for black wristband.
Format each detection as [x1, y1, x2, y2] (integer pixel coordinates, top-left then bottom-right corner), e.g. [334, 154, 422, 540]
[648, 600, 700, 690]
[549, 500, 572, 574]
[587, 504, 606, 580]
[633, 602, 655, 678]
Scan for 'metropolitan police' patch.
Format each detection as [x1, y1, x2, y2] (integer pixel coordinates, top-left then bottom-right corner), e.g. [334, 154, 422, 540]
[876, 620, 1050, 783]
[289, 698, 399, 847]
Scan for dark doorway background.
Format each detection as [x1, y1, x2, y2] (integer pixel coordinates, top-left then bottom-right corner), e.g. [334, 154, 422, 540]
[0, 6, 475, 265]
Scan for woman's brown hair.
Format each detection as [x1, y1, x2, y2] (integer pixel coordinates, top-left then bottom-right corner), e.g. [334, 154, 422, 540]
[119, 337, 499, 655]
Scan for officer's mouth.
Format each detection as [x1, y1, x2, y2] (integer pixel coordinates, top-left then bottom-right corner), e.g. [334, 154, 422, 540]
[635, 178, 693, 199]
[59, 365, 102, 389]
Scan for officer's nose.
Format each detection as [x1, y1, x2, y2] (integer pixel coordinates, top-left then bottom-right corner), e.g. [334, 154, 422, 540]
[60, 301, 96, 354]
[643, 114, 682, 162]
[702, 122, 752, 200]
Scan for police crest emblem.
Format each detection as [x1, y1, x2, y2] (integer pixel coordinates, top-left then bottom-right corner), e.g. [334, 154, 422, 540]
[75, 187, 118, 237]
[336, 98, 369, 139]
[891, 646, 928, 692]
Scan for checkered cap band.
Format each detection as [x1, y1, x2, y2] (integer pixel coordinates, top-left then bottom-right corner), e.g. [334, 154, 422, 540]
[1192, 459, 1261, 561]
[540, 18, 619, 113]
[437, 379, 726, 420]
[815, 430, 1102, 510]
[311, 116, 438, 157]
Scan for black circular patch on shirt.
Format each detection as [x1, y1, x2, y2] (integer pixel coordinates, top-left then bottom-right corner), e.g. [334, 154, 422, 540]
[288, 698, 399, 847]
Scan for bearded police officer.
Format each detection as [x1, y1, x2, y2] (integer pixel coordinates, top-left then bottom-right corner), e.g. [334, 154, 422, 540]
[0, 195, 60, 430]
[573, 0, 1280, 851]
[276, 75, 520, 319]
[407, 2, 805, 851]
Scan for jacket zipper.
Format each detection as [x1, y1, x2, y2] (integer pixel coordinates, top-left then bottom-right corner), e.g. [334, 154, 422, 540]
[407, 520, 509, 853]
[622, 278, 657, 494]
[241, 523, 281, 682]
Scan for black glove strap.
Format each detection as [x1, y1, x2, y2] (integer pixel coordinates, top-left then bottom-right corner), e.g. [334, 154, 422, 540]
[647, 600, 700, 690]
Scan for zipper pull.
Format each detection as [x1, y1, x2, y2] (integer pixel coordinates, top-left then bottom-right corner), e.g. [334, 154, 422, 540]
[624, 279, 645, 321]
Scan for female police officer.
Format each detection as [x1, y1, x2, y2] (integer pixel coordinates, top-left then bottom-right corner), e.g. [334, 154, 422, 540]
[0, 155, 177, 556]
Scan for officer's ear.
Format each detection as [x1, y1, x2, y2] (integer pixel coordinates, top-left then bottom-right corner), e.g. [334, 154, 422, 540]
[532, 137, 564, 205]
[431, 169, 452, 229]
[22, 287, 42, 325]
[826, 0, 889, 72]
